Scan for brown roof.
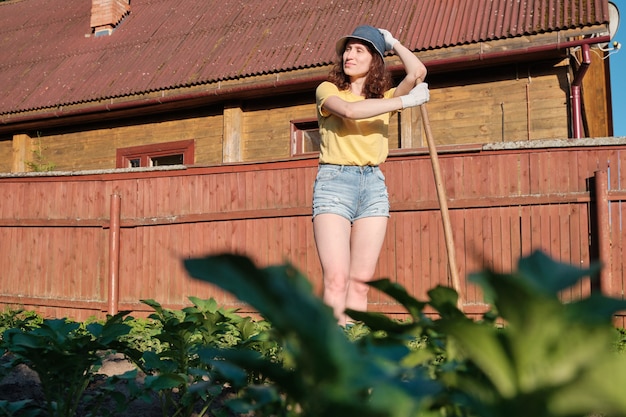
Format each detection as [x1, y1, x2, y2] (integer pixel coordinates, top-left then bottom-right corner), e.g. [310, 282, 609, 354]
[0, 0, 610, 117]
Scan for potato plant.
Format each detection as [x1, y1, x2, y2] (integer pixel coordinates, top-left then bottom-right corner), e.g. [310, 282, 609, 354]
[0, 313, 132, 417]
[2, 251, 626, 417]
[185, 251, 626, 417]
[116, 296, 278, 417]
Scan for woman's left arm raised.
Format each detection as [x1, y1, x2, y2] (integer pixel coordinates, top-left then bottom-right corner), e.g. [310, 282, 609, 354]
[379, 29, 427, 97]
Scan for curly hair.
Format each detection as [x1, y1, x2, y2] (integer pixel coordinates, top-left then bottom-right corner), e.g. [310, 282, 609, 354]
[327, 41, 393, 99]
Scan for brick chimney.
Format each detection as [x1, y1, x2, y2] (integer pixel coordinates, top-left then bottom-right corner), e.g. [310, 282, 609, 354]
[90, 0, 130, 37]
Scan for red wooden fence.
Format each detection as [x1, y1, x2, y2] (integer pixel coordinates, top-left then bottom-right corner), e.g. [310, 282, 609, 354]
[1, 141, 625, 324]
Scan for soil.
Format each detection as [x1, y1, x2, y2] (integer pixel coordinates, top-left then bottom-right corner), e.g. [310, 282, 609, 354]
[0, 353, 164, 416]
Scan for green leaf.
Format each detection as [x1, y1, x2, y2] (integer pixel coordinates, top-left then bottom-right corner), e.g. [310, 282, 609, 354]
[366, 279, 428, 319]
[144, 373, 187, 391]
[548, 352, 626, 416]
[401, 347, 436, 368]
[565, 293, 626, 324]
[427, 286, 464, 319]
[85, 322, 104, 337]
[517, 251, 600, 295]
[5, 330, 44, 349]
[346, 310, 415, 334]
[0, 399, 37, 416]
[209, 360, 249, 387]
[98, 322, 131, 345]
[438, 318, 517, 398]
[141, 350, 169, 372]
[226, 385, 282, 413]
[188, 296, 219, 313]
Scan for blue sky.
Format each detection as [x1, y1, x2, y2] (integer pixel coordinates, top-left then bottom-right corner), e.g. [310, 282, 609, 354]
[610, 0, 625, 136]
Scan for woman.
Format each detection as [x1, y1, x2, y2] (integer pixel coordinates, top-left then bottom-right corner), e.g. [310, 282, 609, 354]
[313, 25, 429, 326]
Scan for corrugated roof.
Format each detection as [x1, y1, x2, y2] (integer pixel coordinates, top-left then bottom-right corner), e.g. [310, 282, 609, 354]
[0, 0, 610, 116]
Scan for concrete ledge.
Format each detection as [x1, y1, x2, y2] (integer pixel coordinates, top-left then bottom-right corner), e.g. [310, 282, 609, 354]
[0, 164, 187, 178]
[483, 136, 626, 150]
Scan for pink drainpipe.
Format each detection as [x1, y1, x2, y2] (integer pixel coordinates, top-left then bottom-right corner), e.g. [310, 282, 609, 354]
[571, 43, 592, 139]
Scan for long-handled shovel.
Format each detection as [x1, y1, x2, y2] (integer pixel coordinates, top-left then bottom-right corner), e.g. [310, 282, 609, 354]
[419, 104, 463, 306]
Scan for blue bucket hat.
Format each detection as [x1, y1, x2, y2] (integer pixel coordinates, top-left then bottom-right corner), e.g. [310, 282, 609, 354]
[335, 25, 386, 59]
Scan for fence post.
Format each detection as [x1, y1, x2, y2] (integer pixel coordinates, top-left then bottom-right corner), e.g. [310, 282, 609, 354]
[108, 194, 121, 316]
[594, 170, 611, 295]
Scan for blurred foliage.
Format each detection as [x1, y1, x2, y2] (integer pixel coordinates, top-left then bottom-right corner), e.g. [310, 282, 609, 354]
[185, 251, 626, 417]
[2, 251, 626, 417]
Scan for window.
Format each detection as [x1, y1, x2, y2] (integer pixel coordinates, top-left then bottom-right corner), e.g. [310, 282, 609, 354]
[291, 119, 320, 156]
[116, 140, 194, 168]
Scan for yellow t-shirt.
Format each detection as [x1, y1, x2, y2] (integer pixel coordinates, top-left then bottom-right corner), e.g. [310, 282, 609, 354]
[316, 81, 396, 166]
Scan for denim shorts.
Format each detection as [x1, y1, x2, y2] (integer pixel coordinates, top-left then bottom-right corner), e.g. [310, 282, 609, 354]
[312, 164, 390, 222]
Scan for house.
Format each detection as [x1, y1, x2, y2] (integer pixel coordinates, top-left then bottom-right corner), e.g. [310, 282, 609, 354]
[1, 0, 624, 322]
[0, 0, 617, 172]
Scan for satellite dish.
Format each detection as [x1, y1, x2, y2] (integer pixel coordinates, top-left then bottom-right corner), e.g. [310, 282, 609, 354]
[595, 2, 620, 51]
[608, 1, 620, 40]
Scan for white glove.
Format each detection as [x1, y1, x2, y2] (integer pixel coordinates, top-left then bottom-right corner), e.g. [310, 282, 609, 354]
[400, 83, 430, 108]
[378, 28, 398, 52]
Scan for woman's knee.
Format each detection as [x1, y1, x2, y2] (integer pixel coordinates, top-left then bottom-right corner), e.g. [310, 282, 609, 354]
[348, 278, 370, 296]
[324, 272, 349, 292]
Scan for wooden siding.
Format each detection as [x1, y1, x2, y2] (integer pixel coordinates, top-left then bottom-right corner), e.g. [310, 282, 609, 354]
[582, 49, 612, 137]
[21, 112, 225, 172]
[428, 61, 570, 144]
[242, 101, 315, 161]
[1, 142, 626, 324]
[3, 61, 573, 173]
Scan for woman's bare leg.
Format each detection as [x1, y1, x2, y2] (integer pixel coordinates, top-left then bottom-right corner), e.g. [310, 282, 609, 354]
[313, 213, 352, 325]
[345, 216, 388, 315]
